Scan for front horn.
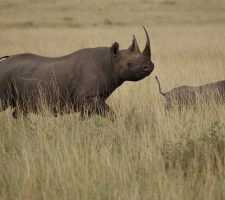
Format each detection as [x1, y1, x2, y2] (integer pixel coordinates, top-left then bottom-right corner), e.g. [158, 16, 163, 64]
[142, 26, 151, 58]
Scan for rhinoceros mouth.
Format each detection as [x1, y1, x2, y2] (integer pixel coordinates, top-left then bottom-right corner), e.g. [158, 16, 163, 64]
[143, 71, 151, 77]
[137, 71, 151, 79]
[141, 68, 153, 76]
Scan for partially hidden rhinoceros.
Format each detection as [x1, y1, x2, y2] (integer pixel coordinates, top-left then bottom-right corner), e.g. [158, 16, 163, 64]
[155, 76, 225, 109]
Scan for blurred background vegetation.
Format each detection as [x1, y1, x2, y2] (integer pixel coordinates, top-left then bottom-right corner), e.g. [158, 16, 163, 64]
[0, 0, 225, 28]
[0, 0, 225, 199]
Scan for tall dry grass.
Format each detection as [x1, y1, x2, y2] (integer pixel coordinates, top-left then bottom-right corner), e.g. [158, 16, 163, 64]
[0, 0, 225, 199]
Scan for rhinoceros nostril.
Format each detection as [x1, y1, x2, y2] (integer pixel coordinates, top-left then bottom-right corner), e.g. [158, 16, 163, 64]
[128, 62, 132, 67]
[143, 65, 149, 71]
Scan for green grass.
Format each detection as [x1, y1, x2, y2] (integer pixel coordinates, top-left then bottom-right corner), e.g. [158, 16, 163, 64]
[0, 0, 225, 199]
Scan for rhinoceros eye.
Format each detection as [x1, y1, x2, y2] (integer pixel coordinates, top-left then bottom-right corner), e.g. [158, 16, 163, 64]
[127, 62, 132, 68]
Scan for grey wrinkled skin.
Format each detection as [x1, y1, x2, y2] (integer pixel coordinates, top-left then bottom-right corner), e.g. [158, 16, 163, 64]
[0, 27, 154, 119]
[155, 76, 225, 109]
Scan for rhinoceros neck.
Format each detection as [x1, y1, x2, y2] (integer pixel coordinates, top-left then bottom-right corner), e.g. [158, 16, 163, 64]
[90, 47, 124, 86]
[107, 49, 124, 92]
[98, 48, 124, 96]
[69, 47, 124, 100]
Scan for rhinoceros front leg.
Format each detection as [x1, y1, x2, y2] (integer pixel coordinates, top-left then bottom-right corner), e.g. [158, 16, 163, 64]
[80, 97, 115, 120]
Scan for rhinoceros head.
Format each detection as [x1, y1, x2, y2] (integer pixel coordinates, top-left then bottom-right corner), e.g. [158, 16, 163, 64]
[110, 26, 154, 82]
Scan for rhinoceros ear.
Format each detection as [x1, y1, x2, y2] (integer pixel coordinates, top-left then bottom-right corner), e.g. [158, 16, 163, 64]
[110, 42, 119, 56]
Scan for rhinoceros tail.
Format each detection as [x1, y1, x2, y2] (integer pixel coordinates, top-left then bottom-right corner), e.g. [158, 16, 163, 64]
[0, 56, 10, 61]
[155, 76, 166, 96]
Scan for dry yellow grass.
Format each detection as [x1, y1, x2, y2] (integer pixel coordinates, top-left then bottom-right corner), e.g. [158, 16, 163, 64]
[0, 0, 225, 199]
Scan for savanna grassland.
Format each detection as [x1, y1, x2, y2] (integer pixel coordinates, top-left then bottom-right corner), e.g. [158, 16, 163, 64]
[0, 0, 225, 199]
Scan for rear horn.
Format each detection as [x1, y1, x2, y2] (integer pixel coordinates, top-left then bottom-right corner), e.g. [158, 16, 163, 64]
[128, 35, 140, 53]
